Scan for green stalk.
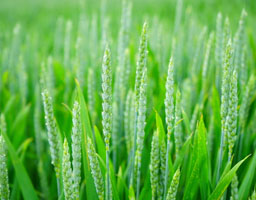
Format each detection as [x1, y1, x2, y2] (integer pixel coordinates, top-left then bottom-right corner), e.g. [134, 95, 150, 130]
[106, 150, 110, 200]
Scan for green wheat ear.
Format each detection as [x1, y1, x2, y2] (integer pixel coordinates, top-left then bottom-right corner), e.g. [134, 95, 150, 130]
[42, 89, 61, 178]
[135, 22, 148, 111]
[87, 137, 104, 200]
[217, 39, 233, 180]
[135, 67, 147, 199]
[102, 44, 112, 151]
[71, 101, 82, 200]
[165, 56, 175, 141]
[221, 39, 233, 146]
[130, 22, 148, 190]
[101, 44, 112, 200]
[62, 138, 74, 200]
[226, 70, 238, 160]
[166, 168, 181, 200]
[150, 131, 160, 200]
[164, 56, 175, 199]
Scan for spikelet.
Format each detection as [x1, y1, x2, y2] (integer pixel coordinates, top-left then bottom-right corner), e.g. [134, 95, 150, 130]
[230, 174, 239, 200]
[221, 40, 233, 146]
[0, 134, 9, 200]
[226, 71, 238, 159]
[165, 57, 175, 141]
[87, 138, 104, 200]
[62, 138, 74, 200]
[135, 22, 148, 111]
[42, 89, 61, 177]
[150, 131, 160, 200]
[101, 44, 112, 151]
[174, 90, 182, 154]
[135, 68, 147, 198]
[71, 101, 82, 200]
[166, 168, 181, 200]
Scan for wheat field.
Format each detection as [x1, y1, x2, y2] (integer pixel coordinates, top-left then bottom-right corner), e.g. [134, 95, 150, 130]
[0, 0, 256, 199]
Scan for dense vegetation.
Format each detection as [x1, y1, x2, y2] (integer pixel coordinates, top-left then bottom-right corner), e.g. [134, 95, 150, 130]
[0, 0, 256, 199]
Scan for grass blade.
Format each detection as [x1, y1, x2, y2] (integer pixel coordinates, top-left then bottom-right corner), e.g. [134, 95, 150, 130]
[238, 150, 256, 199]
[1, 131, 38, 200]
[208, 155, 250, 200]
[76, 79, 98, 199]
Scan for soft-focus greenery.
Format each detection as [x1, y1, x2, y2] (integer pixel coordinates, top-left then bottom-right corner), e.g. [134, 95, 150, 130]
[0, 0, 256, 199]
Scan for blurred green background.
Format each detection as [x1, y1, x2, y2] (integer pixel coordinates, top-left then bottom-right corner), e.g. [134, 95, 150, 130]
[1, 0, 255, 29]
